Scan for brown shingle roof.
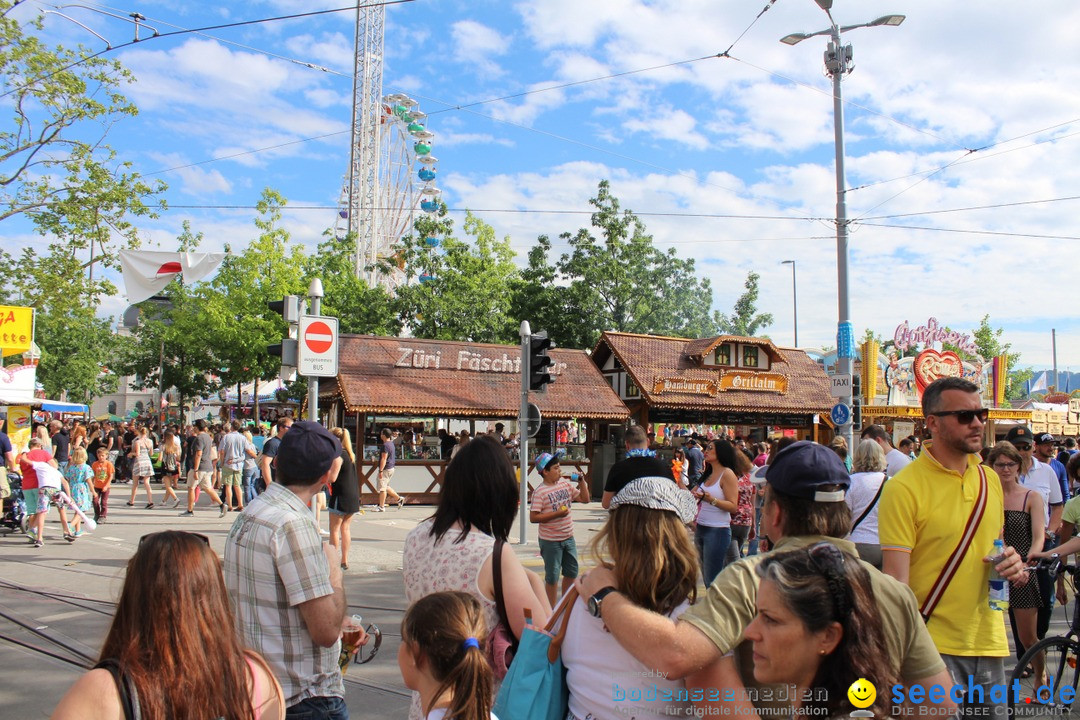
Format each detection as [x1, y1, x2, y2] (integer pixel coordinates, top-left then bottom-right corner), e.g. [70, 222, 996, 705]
[324, 335, 630, 420]
[683, 335, 784, 363]
[593, 331, 833, 413]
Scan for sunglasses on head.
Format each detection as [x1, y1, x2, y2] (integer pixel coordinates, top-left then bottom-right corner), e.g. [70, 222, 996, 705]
[929, 408, 989, 425]
[139, 531, 210, 547]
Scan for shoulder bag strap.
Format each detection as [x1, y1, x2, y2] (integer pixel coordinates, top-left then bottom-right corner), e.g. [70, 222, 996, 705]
[546, 587, 579, 662]
[919, 464, 988, 622]
[94, 658, 137, 720]
[492, 539, 517, 651]
[851, 474, 888, 532]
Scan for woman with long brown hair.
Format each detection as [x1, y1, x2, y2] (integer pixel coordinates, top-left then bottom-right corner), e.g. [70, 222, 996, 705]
[158, 429, 182, 508]
[51, 530, 284, 720]
[329, 427, 362, 570]
[692, 439, 740, 584]
[566, 477, 699, 720]
[741, 543, 897, 718]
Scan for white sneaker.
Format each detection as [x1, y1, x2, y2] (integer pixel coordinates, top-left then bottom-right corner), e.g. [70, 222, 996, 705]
[373, 506, 385, 512]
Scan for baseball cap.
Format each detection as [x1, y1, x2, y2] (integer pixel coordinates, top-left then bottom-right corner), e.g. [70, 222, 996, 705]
[609, 477, 698, 524]
[764, 440, 850, 502]
[276, 421, 341, 482]
[1005, 427, 1034, 446]
[534, 452, 558, 473]
[1034, 432, 1056, 445]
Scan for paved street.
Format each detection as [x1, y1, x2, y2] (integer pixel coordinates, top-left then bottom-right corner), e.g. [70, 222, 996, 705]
[0, 494, 613, 719]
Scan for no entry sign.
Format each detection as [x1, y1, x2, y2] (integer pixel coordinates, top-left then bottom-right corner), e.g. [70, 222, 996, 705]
[298, 315, 339, 377]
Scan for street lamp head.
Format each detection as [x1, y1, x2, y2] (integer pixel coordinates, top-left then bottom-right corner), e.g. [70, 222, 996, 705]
[814, 0, 833, 10]
[308, 278, 324, 299]
[780, 260, 795, 265]
[780, 33, 809, 45]
[870, 14, 905, 27]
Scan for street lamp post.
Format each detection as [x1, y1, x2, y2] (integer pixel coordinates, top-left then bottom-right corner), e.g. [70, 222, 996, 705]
[781, 3, 904, 451]
[780, 260, 798, 347]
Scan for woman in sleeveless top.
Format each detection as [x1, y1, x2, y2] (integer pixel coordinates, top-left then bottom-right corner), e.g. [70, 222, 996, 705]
[51, 530, 284, 720]
[989, 442, 1045, 685]
[691, 439, 739, 585]
[127, 426, 155, 509]
[403, 435, 550, 720]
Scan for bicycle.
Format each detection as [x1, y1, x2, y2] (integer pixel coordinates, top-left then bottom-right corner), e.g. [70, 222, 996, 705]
[1009, 555, 1080, 717]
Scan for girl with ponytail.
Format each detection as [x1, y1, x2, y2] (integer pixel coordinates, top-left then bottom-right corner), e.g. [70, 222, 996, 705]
[399, 591, 496, 720]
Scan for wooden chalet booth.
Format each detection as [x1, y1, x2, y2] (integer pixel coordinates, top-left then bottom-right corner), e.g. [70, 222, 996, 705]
[591, 332, 833, 443]
[318, 334, 630, 505]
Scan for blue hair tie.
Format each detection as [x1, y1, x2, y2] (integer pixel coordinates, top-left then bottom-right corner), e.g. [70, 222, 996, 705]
[463, 637, 480, 650]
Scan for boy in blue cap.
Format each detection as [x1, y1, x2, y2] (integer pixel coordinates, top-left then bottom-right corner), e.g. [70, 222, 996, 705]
[530, 452, 581, 605]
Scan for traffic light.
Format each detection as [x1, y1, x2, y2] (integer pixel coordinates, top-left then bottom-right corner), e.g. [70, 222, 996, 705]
[528, 331, 555, 393]
[268, 295, 301, 374]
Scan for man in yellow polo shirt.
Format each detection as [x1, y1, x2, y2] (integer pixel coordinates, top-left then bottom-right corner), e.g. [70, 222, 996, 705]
[880, 376, 1026, 718]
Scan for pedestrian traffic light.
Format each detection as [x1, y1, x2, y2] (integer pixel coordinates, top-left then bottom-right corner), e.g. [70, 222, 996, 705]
[268, 295, 301, 373]
[528, 331, 555, 393]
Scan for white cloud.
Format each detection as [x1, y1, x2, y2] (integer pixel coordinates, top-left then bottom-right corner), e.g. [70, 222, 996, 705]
[147, 153, 233, 196]
[451, 20, 509, 76]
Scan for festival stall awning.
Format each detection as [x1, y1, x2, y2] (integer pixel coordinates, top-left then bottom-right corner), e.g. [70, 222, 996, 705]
[0, 397, 89, 414]
[591, 331, 833, 419]
[322, 334, 630, 420]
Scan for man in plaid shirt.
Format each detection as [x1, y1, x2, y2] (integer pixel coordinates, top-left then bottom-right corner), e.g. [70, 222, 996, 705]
[224, 421, 354, 719]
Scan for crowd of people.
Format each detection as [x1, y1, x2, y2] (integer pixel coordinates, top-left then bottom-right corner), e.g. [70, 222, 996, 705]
[10, 374, 1080, 719]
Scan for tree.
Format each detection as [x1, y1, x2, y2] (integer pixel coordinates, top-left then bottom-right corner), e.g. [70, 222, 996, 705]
[394, 208, 521, 343]
[943, 314, 1030, 401]
[204, 189, 308, 394]
[306, 231, 399, 336]
[524, 180, 716, 349]
[716, 271, 773, 337]
[0, 2, 165, 241]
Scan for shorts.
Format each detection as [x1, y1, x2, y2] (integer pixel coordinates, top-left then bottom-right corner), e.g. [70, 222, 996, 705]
[221, 468, 243, 487]
[187, 470, 214, 491]
[25, 487, 57, 515]
[377, 467, 395, 491]
[538, 537, 579, 585]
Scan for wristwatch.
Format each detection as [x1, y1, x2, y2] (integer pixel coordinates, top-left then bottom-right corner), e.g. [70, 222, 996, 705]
[588, 586, 618, 618]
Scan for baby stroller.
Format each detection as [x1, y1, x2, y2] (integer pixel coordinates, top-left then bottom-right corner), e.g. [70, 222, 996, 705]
[0, 471, 28, 535]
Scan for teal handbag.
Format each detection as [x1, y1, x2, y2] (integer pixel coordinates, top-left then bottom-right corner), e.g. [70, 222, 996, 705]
[493, 588, 578, 720]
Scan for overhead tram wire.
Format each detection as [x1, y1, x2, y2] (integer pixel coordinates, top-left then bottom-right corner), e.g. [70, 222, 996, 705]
[132, 0, 803, 208]
[861, 194, 1080, 221]
[858, 222, 1080, 242]
[1, 0, 417, 100]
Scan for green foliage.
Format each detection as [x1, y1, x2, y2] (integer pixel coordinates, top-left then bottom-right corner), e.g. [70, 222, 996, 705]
[394, 207, 521, 343]
[716, 271, 773, 337]
[306, 231, 400, 336]
[516, 180, 716, 349]
[0, 1, 165, 242]
[204, 189, 308, 388]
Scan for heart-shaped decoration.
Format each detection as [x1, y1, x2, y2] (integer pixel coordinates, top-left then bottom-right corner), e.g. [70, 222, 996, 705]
[913, 349, 963, 396]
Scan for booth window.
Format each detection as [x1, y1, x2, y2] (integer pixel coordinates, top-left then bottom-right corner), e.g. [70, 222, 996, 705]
[108, 401, 117, 414]
[714, 344, 731, 366]
[605, 374, 615, 389]
[743, 346, 759, 368]
[626, 379, 640, 398]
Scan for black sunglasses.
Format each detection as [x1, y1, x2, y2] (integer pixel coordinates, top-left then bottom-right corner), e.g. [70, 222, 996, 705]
[353, 624, 382, 664]
[139, 531, 210, 547]
[929, 408, 989, 425]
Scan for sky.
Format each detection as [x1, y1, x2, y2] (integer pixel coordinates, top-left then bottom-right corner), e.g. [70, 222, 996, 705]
[7, 0, 1080, 376]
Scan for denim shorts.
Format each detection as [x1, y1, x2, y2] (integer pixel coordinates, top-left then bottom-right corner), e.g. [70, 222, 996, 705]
[539, 537, 579, 585]
[285, 695, 348, 720]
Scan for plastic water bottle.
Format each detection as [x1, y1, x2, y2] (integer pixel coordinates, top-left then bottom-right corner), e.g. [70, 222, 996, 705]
[988, 538, 1009, 611]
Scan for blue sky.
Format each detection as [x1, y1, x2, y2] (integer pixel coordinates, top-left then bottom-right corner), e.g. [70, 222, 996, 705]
[8, 0, 1080, 375]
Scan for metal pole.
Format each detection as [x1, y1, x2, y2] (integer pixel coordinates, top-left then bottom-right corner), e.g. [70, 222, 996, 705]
[791, 261, 798, 348]
[307, 279, 324, 424]
[1052, 329, 1058, 392]
[829, 28, 854, 453]
[519, 320, 531, 546]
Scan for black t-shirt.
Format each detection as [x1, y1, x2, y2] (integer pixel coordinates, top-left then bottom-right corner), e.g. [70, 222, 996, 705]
[262, 436, 282, 481]
[440, 434, 457, 459]
[52, 431, 70, 463]
[183, 435, 198, 472]
[86, 435, 102, 460]
[123, 430, 136, 451]
[107, 430, 120, 451]
[604, 455, 675, 495]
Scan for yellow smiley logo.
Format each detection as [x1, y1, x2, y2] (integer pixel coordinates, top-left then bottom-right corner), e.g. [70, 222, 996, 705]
[847, 678, 876, 709]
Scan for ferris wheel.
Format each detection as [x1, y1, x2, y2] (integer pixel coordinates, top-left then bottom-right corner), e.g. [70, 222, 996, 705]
[335, 7, 443, 291]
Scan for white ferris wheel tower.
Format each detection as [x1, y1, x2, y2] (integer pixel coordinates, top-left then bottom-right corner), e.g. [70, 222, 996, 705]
[338, 4, 440, 290]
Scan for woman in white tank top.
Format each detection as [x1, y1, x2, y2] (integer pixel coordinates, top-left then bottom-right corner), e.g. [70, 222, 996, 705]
[692, 439, 740, 584]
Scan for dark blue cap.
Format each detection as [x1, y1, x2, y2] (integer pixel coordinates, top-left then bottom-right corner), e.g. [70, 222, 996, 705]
[765, 441, 849, 502]
[276, 421, 341, 482]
